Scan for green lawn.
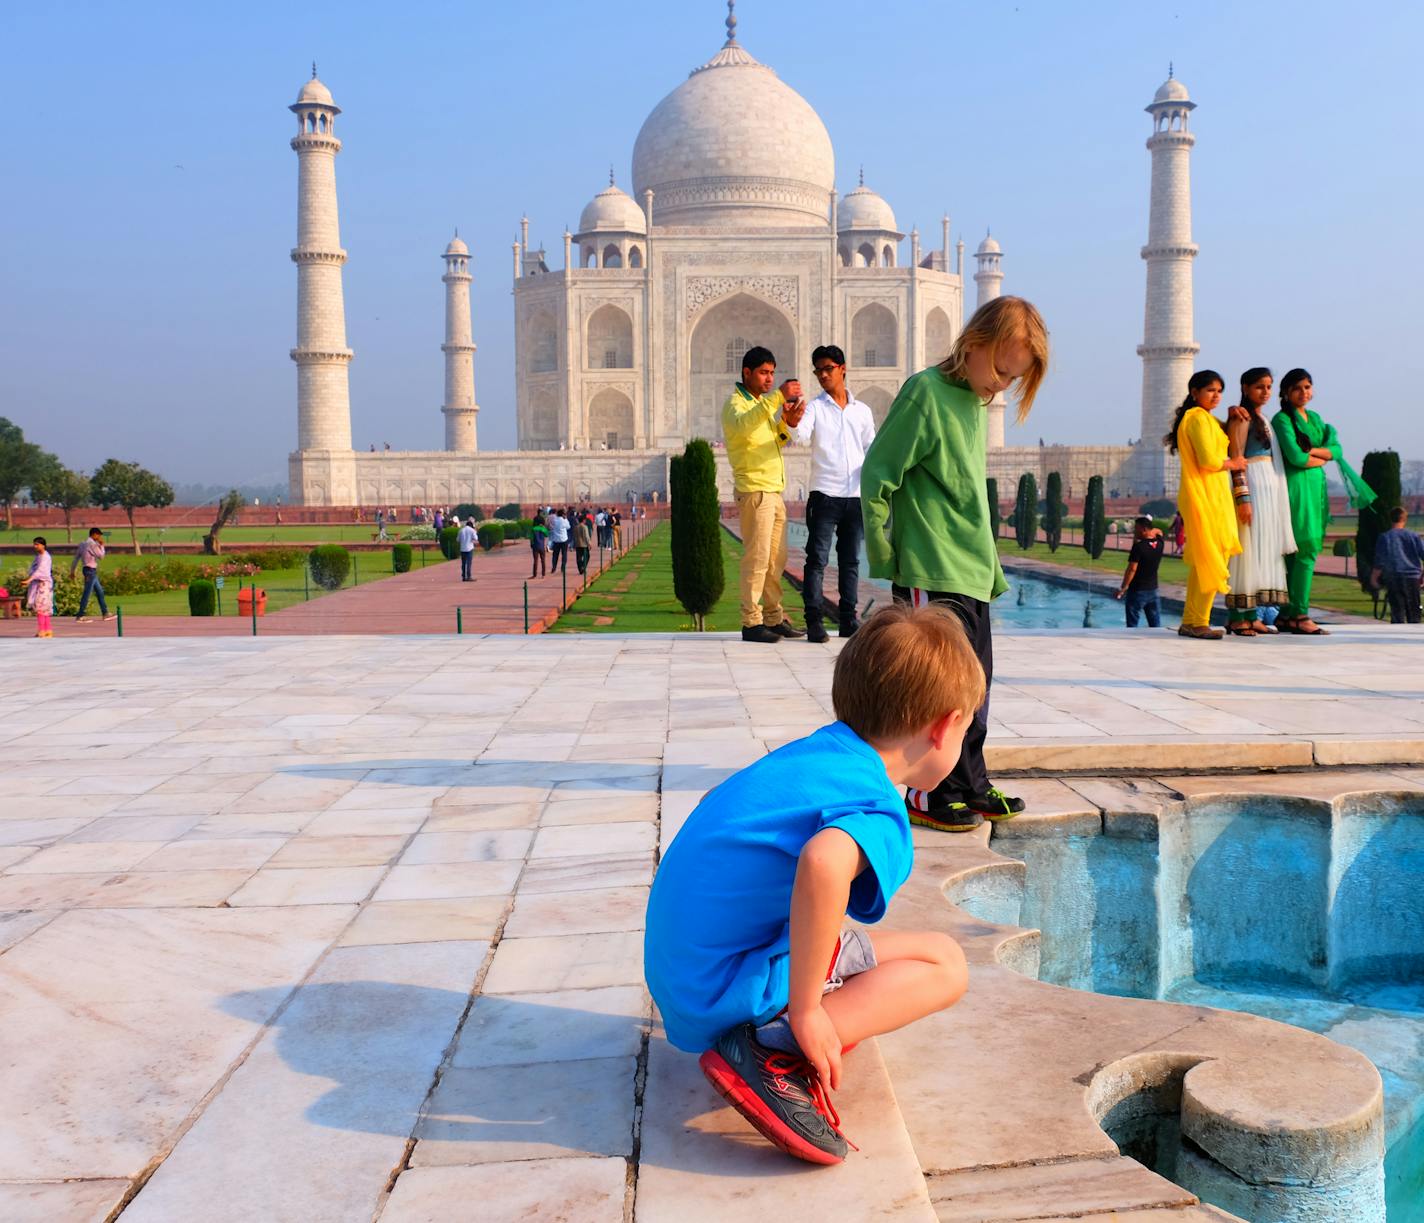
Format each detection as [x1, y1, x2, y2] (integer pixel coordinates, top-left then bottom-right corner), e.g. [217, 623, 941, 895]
[551, 522, 749, 633]
[997, 539, 1381, 618]
[3, 523, 445, 547]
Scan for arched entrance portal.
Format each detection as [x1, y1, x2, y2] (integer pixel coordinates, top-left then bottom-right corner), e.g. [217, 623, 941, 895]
[688, 293, 796, 444]
[588, 388, 635, 450]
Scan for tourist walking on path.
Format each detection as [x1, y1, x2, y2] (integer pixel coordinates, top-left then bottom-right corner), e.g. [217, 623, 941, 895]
[644, 604, 976, 1165]
[1166, 370, 1245, 640]
[722, 345, 808, 643]
[573, 513, 592, 577]
[791, 344, 876, 643]
[1371, 507, 1424, 624]
[71, 527, 113, 622]
[1271, 369, 1376, 635]
[1224, 368, 1297, 637]
[456, 519, 476, 581]
[1169, 510, 1185, 556]
[529, 513, 549, 579]
[547, 508, 570, 574]
[862, 295, 1048, 832]
[25, 537, 54, 638]
[610, 508, 623, 553]
[1114, 515, 1165, 627]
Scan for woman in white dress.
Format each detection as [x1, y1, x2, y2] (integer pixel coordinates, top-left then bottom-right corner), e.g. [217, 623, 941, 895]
[1225, 367, 1297, 636]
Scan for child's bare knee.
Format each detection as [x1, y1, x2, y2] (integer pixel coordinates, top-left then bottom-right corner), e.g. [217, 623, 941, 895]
[929, 934, 968, 1008]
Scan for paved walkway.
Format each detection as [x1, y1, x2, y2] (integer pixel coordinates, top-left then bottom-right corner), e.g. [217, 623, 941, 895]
[2, 629, 1423, 1221]
[0, 532, 645, 640]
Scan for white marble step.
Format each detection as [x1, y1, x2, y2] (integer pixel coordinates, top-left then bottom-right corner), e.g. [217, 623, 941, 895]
[635, 1033, 936, 1221]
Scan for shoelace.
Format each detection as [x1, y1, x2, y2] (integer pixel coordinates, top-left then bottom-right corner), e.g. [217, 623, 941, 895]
[762, 1052, 860, 1152]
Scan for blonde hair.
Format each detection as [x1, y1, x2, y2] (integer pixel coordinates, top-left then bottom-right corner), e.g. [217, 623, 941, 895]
[939, 295, 1049, 423]
[832, 603, 986, 743]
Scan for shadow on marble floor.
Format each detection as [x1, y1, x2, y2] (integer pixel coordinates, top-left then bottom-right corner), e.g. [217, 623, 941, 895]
[279, 759, 743, 793]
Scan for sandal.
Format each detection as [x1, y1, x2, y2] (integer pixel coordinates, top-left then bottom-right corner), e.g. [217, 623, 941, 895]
[1287, 618, 1329, 636]
[1227, 623, 1258, 637]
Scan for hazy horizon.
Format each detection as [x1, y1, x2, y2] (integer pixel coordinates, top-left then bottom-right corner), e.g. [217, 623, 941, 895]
[4, 0, 1422, 486]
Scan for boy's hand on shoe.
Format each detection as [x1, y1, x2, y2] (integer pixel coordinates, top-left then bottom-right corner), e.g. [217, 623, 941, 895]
[790, 1004, 843, 1091]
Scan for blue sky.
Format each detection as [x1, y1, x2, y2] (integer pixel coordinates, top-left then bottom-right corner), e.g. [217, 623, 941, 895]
[3, 0, 1421, 486]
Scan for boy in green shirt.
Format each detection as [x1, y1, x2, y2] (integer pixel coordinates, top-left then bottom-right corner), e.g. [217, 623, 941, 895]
[861, 296, 1049, 833]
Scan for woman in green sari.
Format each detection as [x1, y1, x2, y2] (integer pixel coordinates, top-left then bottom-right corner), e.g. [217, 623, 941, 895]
[1270, 368, 1375, 635]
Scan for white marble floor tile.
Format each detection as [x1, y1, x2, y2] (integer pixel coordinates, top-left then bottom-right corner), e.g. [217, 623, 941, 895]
[228, 866, 385, 907]
[9, 841, 163, 875]
[0, 1178, 131, 1223]
[372, 860, 523, 902]
[132, 837, 285, 873]
[300, 808, 431, 838]
[451, 985, 647, 1068]
[381, 1159, 626, 1223]
[481, 931, 643, 994]
[338, 898, 506, 947]
[503, 886, 649, 938]
[530, 822, 657, 860]
[518, 853, 655, 895]
[266, 835, 408, 868]
[397, 829, 534, 866]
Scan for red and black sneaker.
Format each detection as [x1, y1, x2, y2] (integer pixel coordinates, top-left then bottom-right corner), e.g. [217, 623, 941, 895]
[965, 786, 1025, 821]
[698, 1024, 852, 1165]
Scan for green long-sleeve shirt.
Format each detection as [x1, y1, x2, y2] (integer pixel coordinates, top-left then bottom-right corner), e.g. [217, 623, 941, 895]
[861, 368, 1007, 601]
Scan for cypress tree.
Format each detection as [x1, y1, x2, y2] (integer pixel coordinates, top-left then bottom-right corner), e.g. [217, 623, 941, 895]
[1083, 475, 1107, 560]
[669, 453, 687, 612]
[986, 477, 1001, 541]
[1356, 451, 1401, 592]
[1045, 471, 1064, 552]
[671, 440, 724, 630]
[1014, 473, 1038, 550]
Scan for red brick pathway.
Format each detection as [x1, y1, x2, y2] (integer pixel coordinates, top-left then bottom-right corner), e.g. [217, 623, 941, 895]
[0, 528, 647, 640]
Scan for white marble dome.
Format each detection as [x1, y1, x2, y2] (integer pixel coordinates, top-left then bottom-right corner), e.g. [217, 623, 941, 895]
[578, 183, 647, 235]
[1153, 77, 1190, 104]
[296, 77, 335, 106]
[838, 183, 897, 233]
[976, 233, 1001, 255]
[631, 38, 834, 227]
[444, 234, 468, 256]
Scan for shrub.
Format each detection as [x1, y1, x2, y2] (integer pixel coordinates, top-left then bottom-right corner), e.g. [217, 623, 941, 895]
[1044, 472, 1064, 552]
[1083, 475, 1107, 560]
[1356, 451, 1401, 592]
[1139, 497, 1176, 519]
[438, 525, 461, 559]
[508, 517, 533, 540]
[986, 478, 1001, 540]
[1013, 473, 1038, 550]
[453, 503, 483, 523]
[493, 502, 522, 521]
[236, 547, 305, 571]
[308, 544, 351, 591]
[404, 524, 437, 541]
[392, 543, 413, 573]
[188, 578, 217, 616]
[477, 522, 505, 551]
[671, 439, 724, 630]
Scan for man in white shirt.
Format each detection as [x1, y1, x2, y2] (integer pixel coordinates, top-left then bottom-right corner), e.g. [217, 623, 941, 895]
[456, 519, 477, 581]
[791, 344, 876, 642]
[547, 508, 571, 574]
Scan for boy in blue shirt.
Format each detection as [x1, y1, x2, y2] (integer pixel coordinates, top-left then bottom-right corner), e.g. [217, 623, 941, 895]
[644, 603, 981, 1164]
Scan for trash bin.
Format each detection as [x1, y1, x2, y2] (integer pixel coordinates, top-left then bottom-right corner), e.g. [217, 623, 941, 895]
[236, 587, 268, 617]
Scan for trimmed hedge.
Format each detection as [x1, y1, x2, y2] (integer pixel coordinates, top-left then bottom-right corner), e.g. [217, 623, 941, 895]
[308, 545, 351, 591]
[1013, 473, 1038, 550]
[392, 543, 413, 573]
[453, 503, 483, 523]
[1139, 497, 1176, 519]
[477, 522, 505, 551]
[1044, 472, 1064, 552]
[1083, 475, 1107, 560]
[188, 578, 217, 616]
[438, 525, 461, 559]
[493, 502, 522, 521]
[1356, 451, 1400, 592]
[670, 439, 724, 630]
[986, 477, 1001, 539]
[404, 524, 437, 540]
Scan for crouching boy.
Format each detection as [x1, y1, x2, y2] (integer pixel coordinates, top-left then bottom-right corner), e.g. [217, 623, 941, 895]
[643, 603, 982, 1164]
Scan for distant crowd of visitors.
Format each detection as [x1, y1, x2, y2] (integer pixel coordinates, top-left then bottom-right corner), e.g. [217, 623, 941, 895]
[527, 506, 626, 580]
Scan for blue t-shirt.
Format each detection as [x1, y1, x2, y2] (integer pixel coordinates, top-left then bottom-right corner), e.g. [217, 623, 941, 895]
[644, 722, 913, 1053]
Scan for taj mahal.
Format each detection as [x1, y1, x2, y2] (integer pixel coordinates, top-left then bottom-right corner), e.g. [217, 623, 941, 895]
[287, 4, 1198, 507]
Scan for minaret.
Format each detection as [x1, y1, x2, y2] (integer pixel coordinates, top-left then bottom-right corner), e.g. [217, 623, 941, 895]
[441, 233, 478, 452]
[289, 69, 353, 453]
[1136, 69, 1200, 494]
[974, 231, 1006, 449]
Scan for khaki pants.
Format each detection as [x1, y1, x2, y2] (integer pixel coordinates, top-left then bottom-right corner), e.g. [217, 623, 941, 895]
[736, 490, 787, 628]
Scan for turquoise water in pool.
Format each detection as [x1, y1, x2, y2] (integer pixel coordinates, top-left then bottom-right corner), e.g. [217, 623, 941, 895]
[784, 522, 1119, 629]
[962, 797, 1424, 1221]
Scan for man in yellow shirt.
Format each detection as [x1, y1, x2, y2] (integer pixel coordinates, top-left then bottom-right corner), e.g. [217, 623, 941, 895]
[722, 346, 807, 643]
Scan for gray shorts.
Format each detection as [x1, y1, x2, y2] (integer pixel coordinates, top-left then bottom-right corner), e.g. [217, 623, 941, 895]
[823, 928, 877, 994]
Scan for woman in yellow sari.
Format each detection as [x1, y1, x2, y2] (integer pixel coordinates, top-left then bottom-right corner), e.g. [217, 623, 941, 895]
[1164, 370, 1246, 638]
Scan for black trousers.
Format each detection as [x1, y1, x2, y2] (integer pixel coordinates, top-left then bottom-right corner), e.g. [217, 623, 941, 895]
[891, 586, 992, 802]
[1385, 574, 1422, 624]
[803, 492, 864, 628]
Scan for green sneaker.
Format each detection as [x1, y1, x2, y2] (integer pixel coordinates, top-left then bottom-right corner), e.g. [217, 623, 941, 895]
[966, 786, 1025, 821]
[906, 797, 983, 833]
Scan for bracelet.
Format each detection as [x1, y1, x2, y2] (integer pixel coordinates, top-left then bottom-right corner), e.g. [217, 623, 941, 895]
[1234, 492, 1252, 504]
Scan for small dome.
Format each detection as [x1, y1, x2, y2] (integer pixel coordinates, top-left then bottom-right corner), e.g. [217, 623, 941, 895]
[577, 183, 647, 235]
[837, 184, 897, 233]
[296, 77, 334, 106]
[1153, 77, 1190, 104]
[445, 235, 468, 256]
[976, 233, 1001, 255]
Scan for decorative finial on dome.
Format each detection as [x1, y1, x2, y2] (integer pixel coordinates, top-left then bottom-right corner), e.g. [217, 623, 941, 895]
[312, 61, 318, 79]
[725, 0, 737, 44]
[859, 165, 865, 187]
[1168, 61, 1174, 79]
[609, 165, 616, 187]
